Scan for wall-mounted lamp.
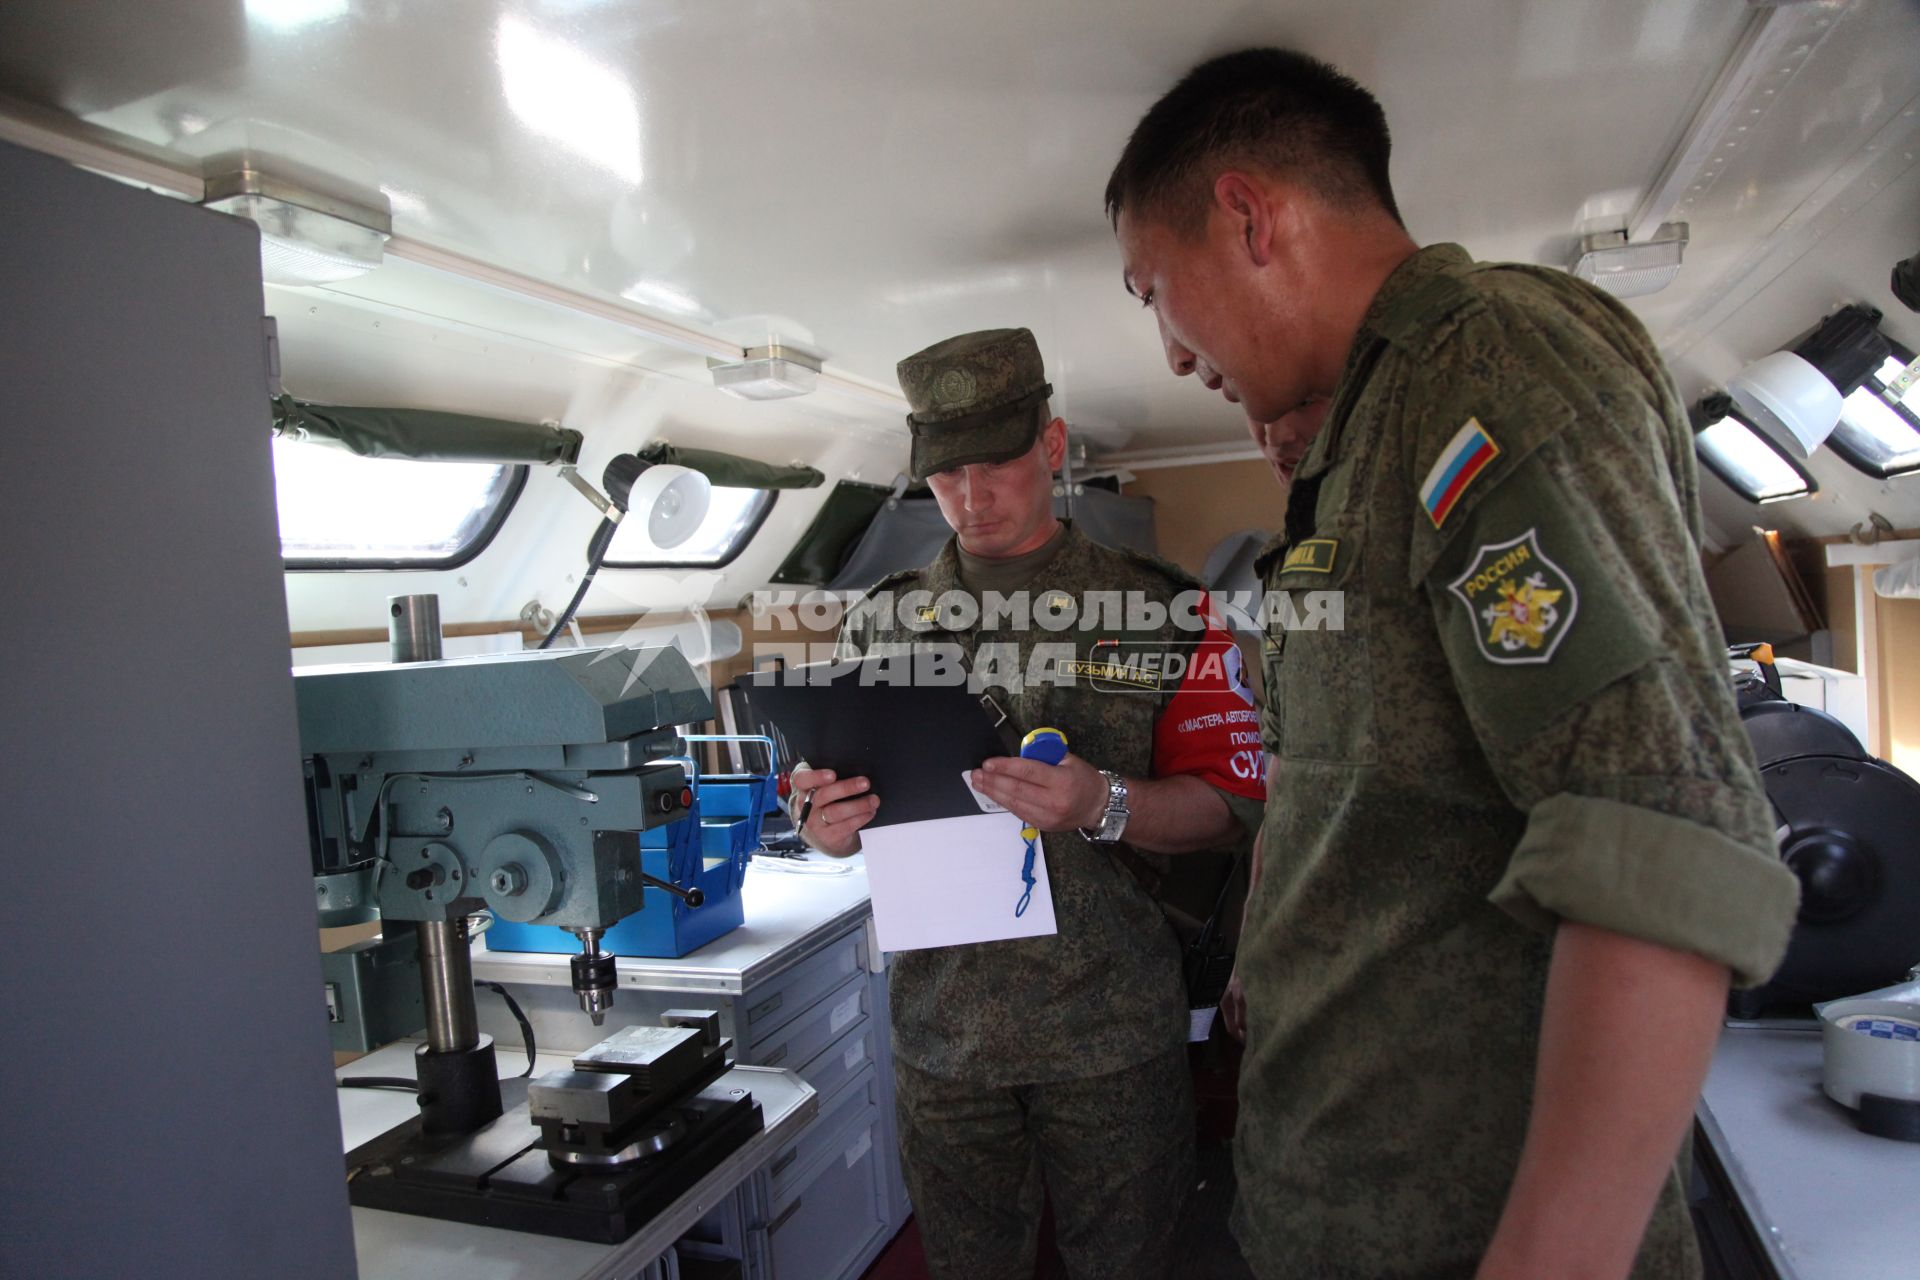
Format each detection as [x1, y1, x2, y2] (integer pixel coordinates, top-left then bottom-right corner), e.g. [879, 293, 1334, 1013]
[1726, 304, 1890, 458]
[539, 454, 713, 650]
[200, 167, 391, 286]
[566, 455, 712, 550]
[614, 461, 712, 550]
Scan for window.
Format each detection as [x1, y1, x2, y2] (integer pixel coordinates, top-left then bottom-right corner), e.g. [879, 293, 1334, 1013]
[272, 437, 526, 569]
[603, 486, 775, 568]
[1827, 350, 1920, 480]
[1695, 410, 1815, 504]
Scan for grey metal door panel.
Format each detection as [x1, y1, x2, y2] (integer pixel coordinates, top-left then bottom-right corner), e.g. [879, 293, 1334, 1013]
[0, 140, 358, 1278]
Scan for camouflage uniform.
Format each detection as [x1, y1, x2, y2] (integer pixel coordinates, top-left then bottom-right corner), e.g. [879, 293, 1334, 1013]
[840, 525, 1262, 1280]
[1236, 243, 1801, 1279]
[838, 324, 1260, 1280]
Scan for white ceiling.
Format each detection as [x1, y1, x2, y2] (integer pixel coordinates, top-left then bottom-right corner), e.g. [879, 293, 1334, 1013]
[2, 0, 1917, 549]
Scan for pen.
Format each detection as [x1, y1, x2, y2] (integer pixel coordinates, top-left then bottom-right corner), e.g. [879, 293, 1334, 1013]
[791, 759, 814, 833]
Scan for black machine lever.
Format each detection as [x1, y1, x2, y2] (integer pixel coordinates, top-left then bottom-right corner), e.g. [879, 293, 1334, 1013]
[637, 870, 704, 908]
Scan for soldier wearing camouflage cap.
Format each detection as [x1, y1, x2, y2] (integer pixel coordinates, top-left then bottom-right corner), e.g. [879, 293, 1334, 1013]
[899, 326, 1055, 482]
[791, 327, 1264, 1280]
[1107, 48, 1800, 1280]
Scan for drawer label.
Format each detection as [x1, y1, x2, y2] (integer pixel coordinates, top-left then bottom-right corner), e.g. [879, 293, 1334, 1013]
[844, 1128, 872, 1168]
[830, 990, 861, 1035]
[843, 1038, 864, 1074]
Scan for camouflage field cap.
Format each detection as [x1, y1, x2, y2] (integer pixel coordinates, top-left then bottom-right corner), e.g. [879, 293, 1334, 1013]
[898, 327, 1054, 481]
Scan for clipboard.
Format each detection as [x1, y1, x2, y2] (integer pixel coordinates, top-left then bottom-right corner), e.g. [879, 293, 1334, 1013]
[737, 657, 1015, 828]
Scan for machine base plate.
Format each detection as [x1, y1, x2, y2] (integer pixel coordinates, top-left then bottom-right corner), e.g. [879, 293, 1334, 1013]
[345, 1082, 762, 1244]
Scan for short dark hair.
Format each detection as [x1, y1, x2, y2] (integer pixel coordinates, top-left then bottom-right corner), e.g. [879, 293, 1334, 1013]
[1105, 48, 1402, 235]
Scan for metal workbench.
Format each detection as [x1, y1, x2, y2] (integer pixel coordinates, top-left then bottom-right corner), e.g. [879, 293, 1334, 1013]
[459, 854, 910, 1280]
[338, 1045, 817, 1280]
[1695, 1026, 1920, 1280]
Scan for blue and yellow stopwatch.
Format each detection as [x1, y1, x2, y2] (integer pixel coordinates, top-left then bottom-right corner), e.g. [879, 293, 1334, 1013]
[1014, 727, 1067, 916]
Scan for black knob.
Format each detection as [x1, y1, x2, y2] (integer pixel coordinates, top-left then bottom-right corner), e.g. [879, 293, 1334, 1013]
[1784, 832, 1877, 924]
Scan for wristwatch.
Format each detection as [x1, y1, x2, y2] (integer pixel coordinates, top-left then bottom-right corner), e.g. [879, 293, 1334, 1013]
[1080, 769, 1130, 844]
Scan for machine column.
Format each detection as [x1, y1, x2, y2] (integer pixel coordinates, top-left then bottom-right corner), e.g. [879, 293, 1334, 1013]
[388, 594, 502, 1135]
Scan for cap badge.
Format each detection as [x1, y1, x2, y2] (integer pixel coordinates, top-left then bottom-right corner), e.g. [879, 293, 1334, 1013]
[935, 368, 977, 406]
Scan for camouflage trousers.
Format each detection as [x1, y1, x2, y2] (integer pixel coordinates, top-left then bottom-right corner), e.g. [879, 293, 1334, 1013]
[893, 1047, 1195, 1280]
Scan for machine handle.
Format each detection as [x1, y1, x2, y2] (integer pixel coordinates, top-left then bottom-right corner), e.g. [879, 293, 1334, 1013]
[637, 870, 704, 908]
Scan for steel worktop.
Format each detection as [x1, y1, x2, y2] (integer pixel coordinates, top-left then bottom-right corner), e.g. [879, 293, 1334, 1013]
[470, 854, 875, 995]
[1696, 1025, 1920, 1280]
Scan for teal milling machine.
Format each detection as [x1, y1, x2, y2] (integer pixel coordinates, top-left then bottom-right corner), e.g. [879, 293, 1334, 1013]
[299, 595, 776, 1242]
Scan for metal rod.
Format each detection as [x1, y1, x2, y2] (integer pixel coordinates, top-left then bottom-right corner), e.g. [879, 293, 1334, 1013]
[386, 596, 479, 1056]
[387, 594, 443, 663]
[417, 919, 478, 1053]
[1626, 5, 1831, 243]
[638, 870, 704, 908]
[384, 236, 910, 411]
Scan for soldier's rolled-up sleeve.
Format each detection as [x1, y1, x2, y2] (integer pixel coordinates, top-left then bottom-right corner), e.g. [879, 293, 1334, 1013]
[1490, 792, 1794, 989]
[1414, 381, 1798, 987]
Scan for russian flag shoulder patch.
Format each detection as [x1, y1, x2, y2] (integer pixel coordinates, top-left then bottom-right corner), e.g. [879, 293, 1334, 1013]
[1419, 418, 1501, 529]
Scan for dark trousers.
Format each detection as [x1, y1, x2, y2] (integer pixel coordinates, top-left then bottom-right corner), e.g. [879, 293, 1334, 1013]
[894, 1046, 1195, 1280]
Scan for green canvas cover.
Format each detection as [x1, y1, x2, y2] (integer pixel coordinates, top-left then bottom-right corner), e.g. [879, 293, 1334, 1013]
[635, 442, 823, 490]
[271, 395, 583, 465]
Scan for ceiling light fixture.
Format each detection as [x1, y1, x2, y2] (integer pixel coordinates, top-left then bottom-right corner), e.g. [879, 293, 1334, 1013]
[200, 168, 390, 286]
[709, 344, 823, 401]
[1570, 222, 1690, 299]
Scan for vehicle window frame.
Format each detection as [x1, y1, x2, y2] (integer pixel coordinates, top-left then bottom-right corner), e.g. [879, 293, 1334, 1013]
[1824, 339, 1920, 481]
[280, 462, 530, 572]
[1695, 405, 1818, 504]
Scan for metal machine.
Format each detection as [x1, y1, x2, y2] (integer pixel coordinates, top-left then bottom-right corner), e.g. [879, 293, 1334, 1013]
[1730, 645, 1920, 1017]
[301, 596, 763, 1239]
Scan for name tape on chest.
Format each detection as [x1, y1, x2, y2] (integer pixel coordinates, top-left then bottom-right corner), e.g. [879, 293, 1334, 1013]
[1420, 418, 1500, 529]
[1447, 528, 1578, 663]
[1059, 657, 1165, 691]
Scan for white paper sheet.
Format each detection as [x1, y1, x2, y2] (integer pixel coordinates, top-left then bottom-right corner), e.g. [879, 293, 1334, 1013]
[860, 812, 1058, 952]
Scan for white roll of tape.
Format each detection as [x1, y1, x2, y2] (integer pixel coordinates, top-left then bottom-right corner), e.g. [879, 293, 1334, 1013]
[1820, 997, 1920, 1111]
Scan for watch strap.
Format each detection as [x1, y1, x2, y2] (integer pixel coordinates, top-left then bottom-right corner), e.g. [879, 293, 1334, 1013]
[1080, 769, 1130, 843]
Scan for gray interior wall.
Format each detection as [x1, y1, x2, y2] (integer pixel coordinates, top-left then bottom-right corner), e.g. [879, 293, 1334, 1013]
[0, 141, 357, 1277]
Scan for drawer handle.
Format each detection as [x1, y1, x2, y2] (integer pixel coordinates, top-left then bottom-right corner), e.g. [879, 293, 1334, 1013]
[749, 992, 783, 1022]
[769, 1197, 803, 1233]
[761, 1044, 788, 1067]
[770, 1147, 798, 1178]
